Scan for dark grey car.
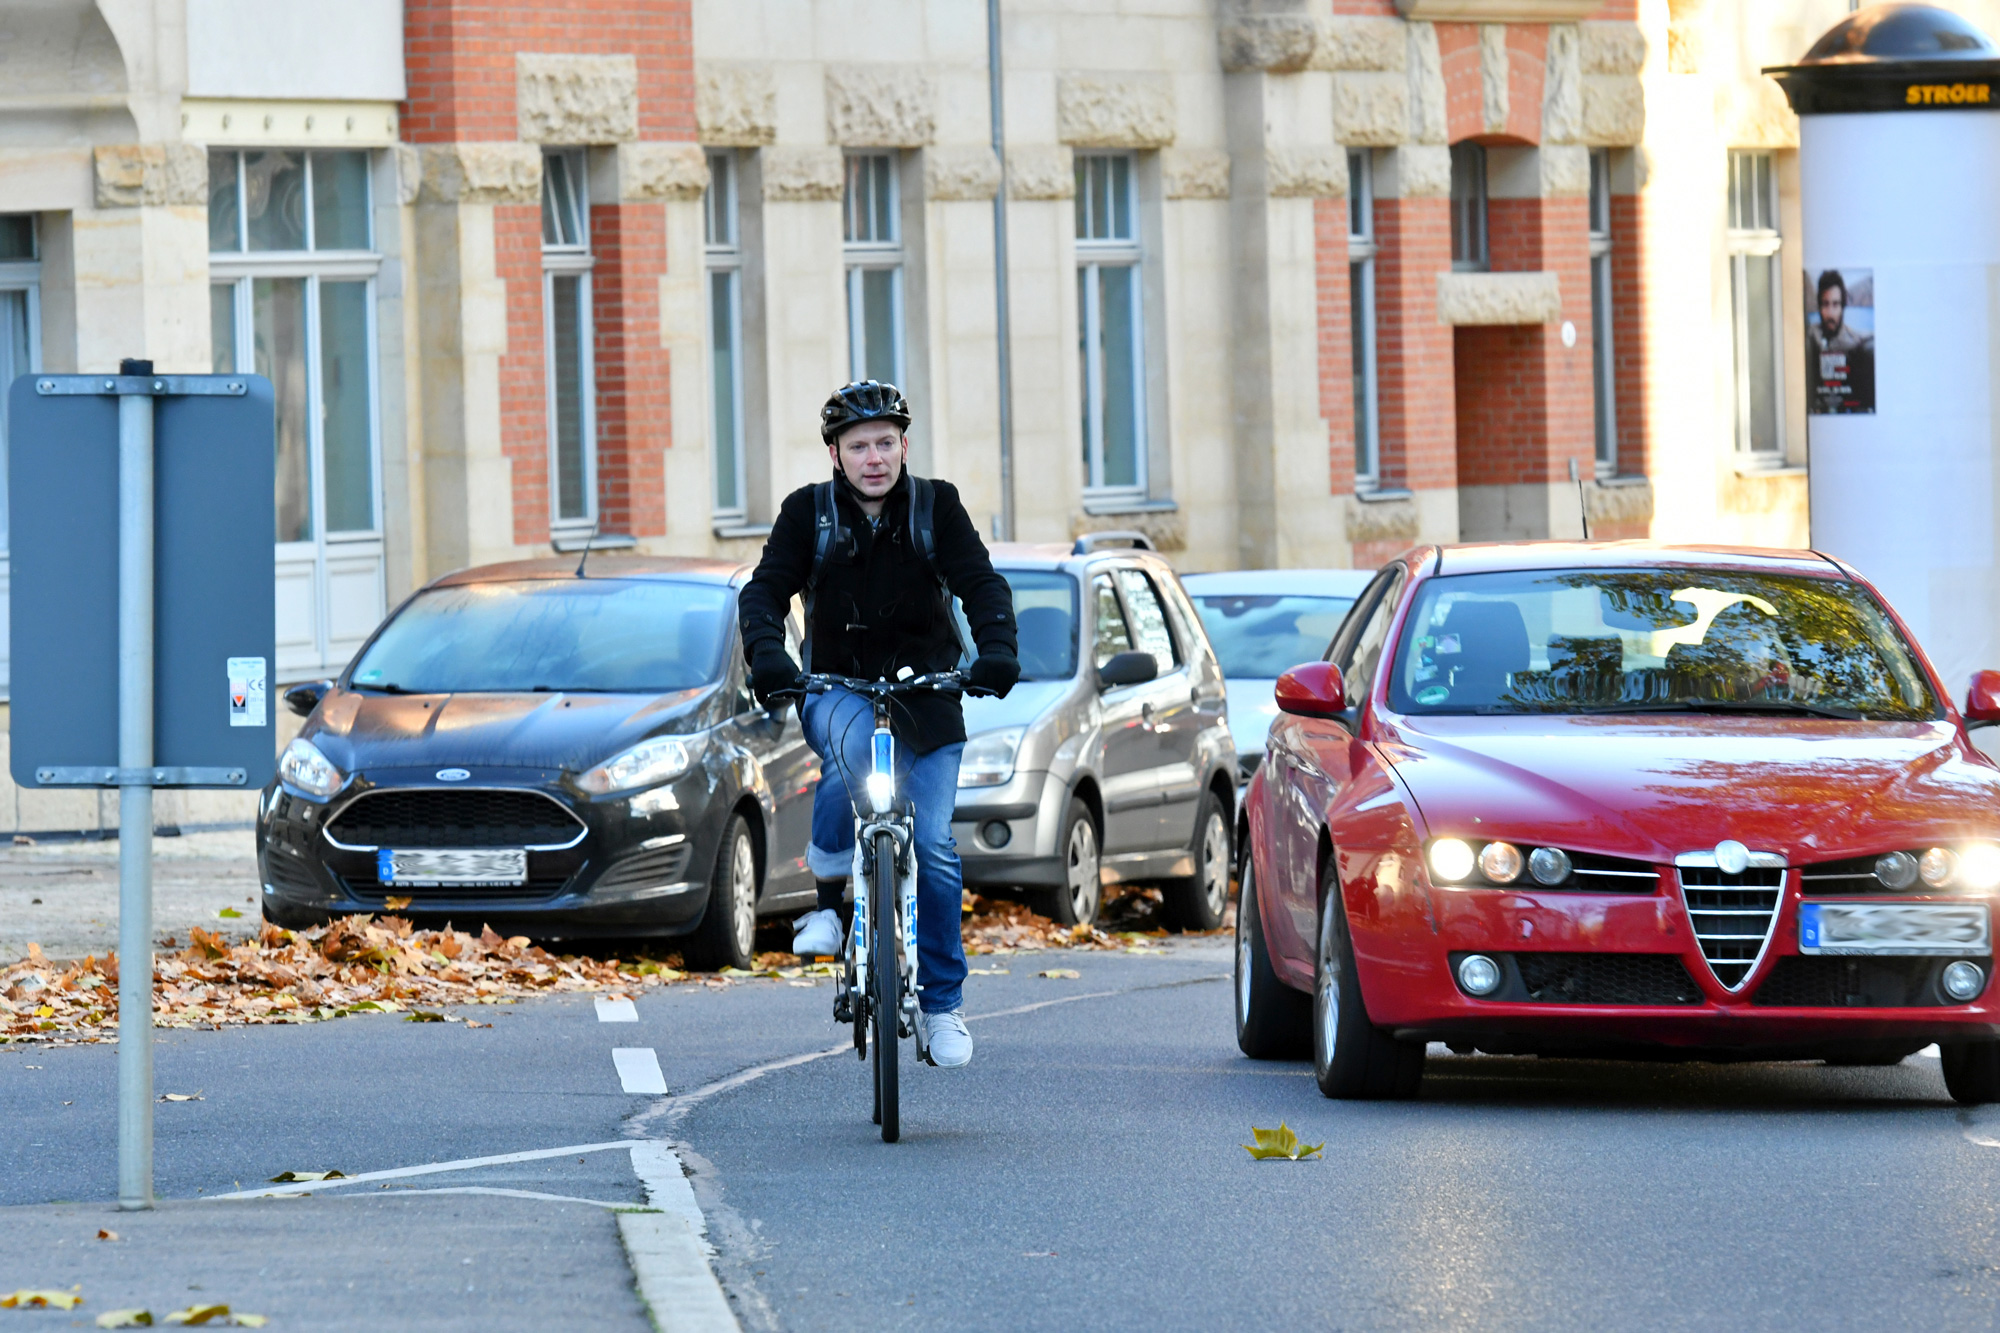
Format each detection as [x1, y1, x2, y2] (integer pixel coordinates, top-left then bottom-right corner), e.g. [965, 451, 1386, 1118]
[950, 535, 1238, 929]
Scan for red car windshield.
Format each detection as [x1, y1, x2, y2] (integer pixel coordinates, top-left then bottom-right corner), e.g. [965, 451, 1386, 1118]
[1386, 568, 1940, 720]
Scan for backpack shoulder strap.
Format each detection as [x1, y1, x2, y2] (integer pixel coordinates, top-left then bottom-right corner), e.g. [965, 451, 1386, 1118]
[801, 480, 841, 672]
[907, 475, 975, 665]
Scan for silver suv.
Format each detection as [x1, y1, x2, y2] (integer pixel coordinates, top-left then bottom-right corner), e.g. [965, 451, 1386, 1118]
[951, 534, 1237, 930]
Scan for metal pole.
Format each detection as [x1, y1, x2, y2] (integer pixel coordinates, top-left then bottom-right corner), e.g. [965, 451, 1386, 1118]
[987, 0, 1016, 541]
[116, 361, 155, 1210]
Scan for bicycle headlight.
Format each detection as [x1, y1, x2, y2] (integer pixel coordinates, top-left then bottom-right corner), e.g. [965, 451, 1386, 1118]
[578, 735, 705, 795]
[865, 771, 896, 812]
[958, 727, 1026, 789]
[278, 737, 344, 799]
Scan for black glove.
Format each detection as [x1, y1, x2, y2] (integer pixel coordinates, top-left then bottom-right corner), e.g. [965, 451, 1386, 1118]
[967, 651, 1020, 699]
[749, 642, 802, 703]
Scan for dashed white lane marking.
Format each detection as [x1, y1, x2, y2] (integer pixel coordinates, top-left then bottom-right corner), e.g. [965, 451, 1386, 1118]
[596, 997, 638, 1023]
[615, 1047, 670, 1095]
[205, 1141, 638, 1200]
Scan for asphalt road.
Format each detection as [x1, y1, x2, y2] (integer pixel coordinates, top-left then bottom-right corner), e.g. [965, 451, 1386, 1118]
[7, 939, 2000, 1329]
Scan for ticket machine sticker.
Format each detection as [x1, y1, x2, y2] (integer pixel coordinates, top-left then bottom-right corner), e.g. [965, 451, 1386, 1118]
[227, 656, 267, 727]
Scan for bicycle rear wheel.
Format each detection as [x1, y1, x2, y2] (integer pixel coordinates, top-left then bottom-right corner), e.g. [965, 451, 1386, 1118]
[871, 829, 900, 1143]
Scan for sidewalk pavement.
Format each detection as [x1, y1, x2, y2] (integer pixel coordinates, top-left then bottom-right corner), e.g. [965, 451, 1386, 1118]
[0, 829, 262, 964]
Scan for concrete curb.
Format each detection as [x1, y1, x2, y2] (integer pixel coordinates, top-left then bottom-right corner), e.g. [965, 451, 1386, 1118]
[621, 1141, 738, 1332]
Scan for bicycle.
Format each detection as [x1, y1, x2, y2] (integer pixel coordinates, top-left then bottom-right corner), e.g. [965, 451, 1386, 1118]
[782, 669, 975, 1143]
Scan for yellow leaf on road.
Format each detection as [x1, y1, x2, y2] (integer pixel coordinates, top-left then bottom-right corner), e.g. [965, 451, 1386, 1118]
[163, 1306, 231, 1326]
[1037, 968, 1080, 979]
[405, 1011, 447, 1022]
[383, 896, 413, 911]
[2, 1289, 82, 1309]
[215, 908, 242, 919]
[1243, 1121, 1323, 1161]
[96, 1312, 153, 1328]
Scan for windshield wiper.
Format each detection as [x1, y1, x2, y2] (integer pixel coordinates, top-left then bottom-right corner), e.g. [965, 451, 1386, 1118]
[1565, 699, 1867, 721]
[356, 682, 416, 694]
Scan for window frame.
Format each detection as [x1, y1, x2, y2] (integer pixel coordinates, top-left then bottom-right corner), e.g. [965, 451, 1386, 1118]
[705, 149, 748, 526]
[1111, 566, 1184, 677]
[541, 149, 598, 532]
[0, 216, 41, 565]
[1449, 144, 1488, 273]
[1726, 150, 1786, 460]
[1589, 148, 1618, 475]
[843, 151, 905, 388]
[1347, 149, 1381, 491]
[1075, 151, 1149, 505]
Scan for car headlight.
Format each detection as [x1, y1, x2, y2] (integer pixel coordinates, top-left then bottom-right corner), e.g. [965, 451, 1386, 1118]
[577, 735, 705, 795]
[278, 737, 344, 799]
[1956, 841, 2000, 891]
[1478, 841, 1524, 884]
[1427, 838, 1475, 884]
[958, 727, 1026, 788]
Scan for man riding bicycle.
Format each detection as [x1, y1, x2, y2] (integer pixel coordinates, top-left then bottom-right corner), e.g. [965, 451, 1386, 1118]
[738, 381, 1019, 1068]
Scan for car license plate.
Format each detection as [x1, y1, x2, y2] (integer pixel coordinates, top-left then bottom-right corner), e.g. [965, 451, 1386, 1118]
[376, 848, 527, 888]
[1799, 901, 1991, 955]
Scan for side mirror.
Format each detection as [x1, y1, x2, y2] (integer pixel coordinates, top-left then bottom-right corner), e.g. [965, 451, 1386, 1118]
[1967, 670, 2000, 730]
[1275, 662, 1349, 718]
[284, 680, 332, 718]
[1097, 650, 1159, 689]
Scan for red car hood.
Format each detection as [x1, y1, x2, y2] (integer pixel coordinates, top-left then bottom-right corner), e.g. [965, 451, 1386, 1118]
[1378, 714, 2000, 863]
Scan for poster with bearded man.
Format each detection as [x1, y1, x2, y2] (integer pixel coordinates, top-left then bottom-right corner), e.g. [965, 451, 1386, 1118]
[1806, 267, 1875, 414]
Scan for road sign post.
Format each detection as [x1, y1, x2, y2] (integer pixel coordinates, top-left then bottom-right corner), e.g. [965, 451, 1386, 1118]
[8, 362, 276, 1210]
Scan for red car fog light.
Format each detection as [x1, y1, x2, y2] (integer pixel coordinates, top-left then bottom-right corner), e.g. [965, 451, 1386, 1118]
[1943, 960, 1987, 1002]
[1457, 954, 1503, 996]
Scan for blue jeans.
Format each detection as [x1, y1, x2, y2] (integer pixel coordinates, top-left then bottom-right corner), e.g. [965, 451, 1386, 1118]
[800, 687, 967, 1015]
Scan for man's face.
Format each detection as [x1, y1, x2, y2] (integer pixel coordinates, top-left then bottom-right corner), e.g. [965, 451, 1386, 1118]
[1819, 286, 1846, 337]
[832, 421, 906, 499]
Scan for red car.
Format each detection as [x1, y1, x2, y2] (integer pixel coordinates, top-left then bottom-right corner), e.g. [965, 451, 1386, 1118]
[1235, 542, 2000, 1103]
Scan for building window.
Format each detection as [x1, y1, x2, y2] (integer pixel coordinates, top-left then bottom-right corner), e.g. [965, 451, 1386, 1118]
[1450, 144, 1488, 273]
[0, 216, 40, 636]
[1589, 149, 1617, 473]
[706, 150, 747, 524]
[542, 151, 597, 529]
[208, 149, 380, 545]
[1727, 150, 1784, 457]
[1075, 152, 1147, 501]
[843, 152, 903, 387]
[1347, 150, 1380, 490]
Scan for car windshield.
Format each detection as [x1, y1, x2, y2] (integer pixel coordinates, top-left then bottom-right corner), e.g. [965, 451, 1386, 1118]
[980, 570, 1079, 681]
[350, 579, 731, 694]
[1387, 568, 1940, 720]
[1191, 594, 1356, 679]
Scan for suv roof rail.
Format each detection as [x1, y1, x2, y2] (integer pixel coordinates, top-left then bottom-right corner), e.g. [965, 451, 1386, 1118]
[1071, 530, 1154, 555]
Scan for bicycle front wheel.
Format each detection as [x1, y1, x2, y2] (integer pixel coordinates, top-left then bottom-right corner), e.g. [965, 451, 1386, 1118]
[871, 828, 900, 1144]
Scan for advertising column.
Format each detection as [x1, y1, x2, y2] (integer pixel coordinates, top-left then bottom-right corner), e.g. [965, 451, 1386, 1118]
[1768, 5, 2000, 699]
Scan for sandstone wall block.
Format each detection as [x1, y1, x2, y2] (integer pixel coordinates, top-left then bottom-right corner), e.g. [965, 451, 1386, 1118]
[1345, 494, 1419, 544]
[418, 143, 543, 204]
[761, 145, 844, 202]
[1266, 145, 1348, 198]
[1391, 143, 1451, 198]
[1580, 20, 1646, 75]
[1580, 74, 1644, 145]
[826, 65, 937, 147]
[1541, 143, 1589, 197]
[1406, 22, 1448, 145]
[1218, 15, 1318, 72]
[1057, 74, 1176, 149]
[516, 53, 638, 145]
[94, 143, 206, 207]
[696, 62, 777, 146]
[1437, 271, 1562, 325]
[1311, 16, 1406, 71]
[1007, 145, 1074, 199]
[925, 144, 1001, 201]
[1479, 23, 1510, 136]
[616, 143, 709, 202]
[1162, 147, 1231, 200]
[1333, 72, 1409, 147]
[1543, 22, 1583, 144]
[1585, 478, 1655, 525]
[393, 144, 421, 205]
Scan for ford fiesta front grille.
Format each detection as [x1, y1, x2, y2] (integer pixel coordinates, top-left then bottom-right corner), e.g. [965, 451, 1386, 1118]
[325, 788, 587, 850]
[1678, 855, 1786, 991]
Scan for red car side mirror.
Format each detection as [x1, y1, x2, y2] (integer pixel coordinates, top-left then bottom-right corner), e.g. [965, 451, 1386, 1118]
[1967, 670, 2000, 730]
[1275, 662, 1348, 718]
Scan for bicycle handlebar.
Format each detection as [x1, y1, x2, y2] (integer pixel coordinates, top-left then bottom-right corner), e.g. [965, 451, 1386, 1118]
[775, 670, 991, 699]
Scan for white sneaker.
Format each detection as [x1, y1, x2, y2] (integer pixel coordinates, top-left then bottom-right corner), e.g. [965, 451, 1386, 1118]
[921, 1010, 973, 1068]
[792, 908, 842, 958]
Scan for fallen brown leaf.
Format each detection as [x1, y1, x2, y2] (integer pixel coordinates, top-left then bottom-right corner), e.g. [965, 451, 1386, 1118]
[382, 895, 413, 911]
[95, 1228, 118, 1241]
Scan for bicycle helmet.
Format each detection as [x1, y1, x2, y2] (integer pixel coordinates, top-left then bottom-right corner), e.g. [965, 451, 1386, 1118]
[820, 380, 911, 444]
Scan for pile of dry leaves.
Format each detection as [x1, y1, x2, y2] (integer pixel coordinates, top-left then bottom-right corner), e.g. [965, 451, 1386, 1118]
[0, 916, 688, 1045]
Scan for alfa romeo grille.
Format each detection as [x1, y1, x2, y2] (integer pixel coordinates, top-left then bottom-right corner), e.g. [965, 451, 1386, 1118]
[326, 788, 586, 850]
[1679, 864, 1784, 990]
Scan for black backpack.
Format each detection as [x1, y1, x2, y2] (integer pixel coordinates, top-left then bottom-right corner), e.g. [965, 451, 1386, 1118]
[800, 476, 971, 671]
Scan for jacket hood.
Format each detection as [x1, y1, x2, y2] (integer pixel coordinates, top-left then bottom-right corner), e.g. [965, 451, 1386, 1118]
[1381, 714, 2000, 863]
[304, 686, 718, 775]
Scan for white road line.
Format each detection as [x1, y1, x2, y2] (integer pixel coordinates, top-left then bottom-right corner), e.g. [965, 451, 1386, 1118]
[596, 997, 639, 1023]
[203, 1140, 639, 1200]
[623, 1141, 739, 1331]
[369, 1186, 638, 1210]
[615, 1047, 670, 1095]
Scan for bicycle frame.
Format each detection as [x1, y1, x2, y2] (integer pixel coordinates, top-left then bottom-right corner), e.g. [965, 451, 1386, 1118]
[847, 694, 925, 1058]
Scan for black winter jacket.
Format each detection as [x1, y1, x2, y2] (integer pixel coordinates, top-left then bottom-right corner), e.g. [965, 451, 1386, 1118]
[738, 471, 1017, 753]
